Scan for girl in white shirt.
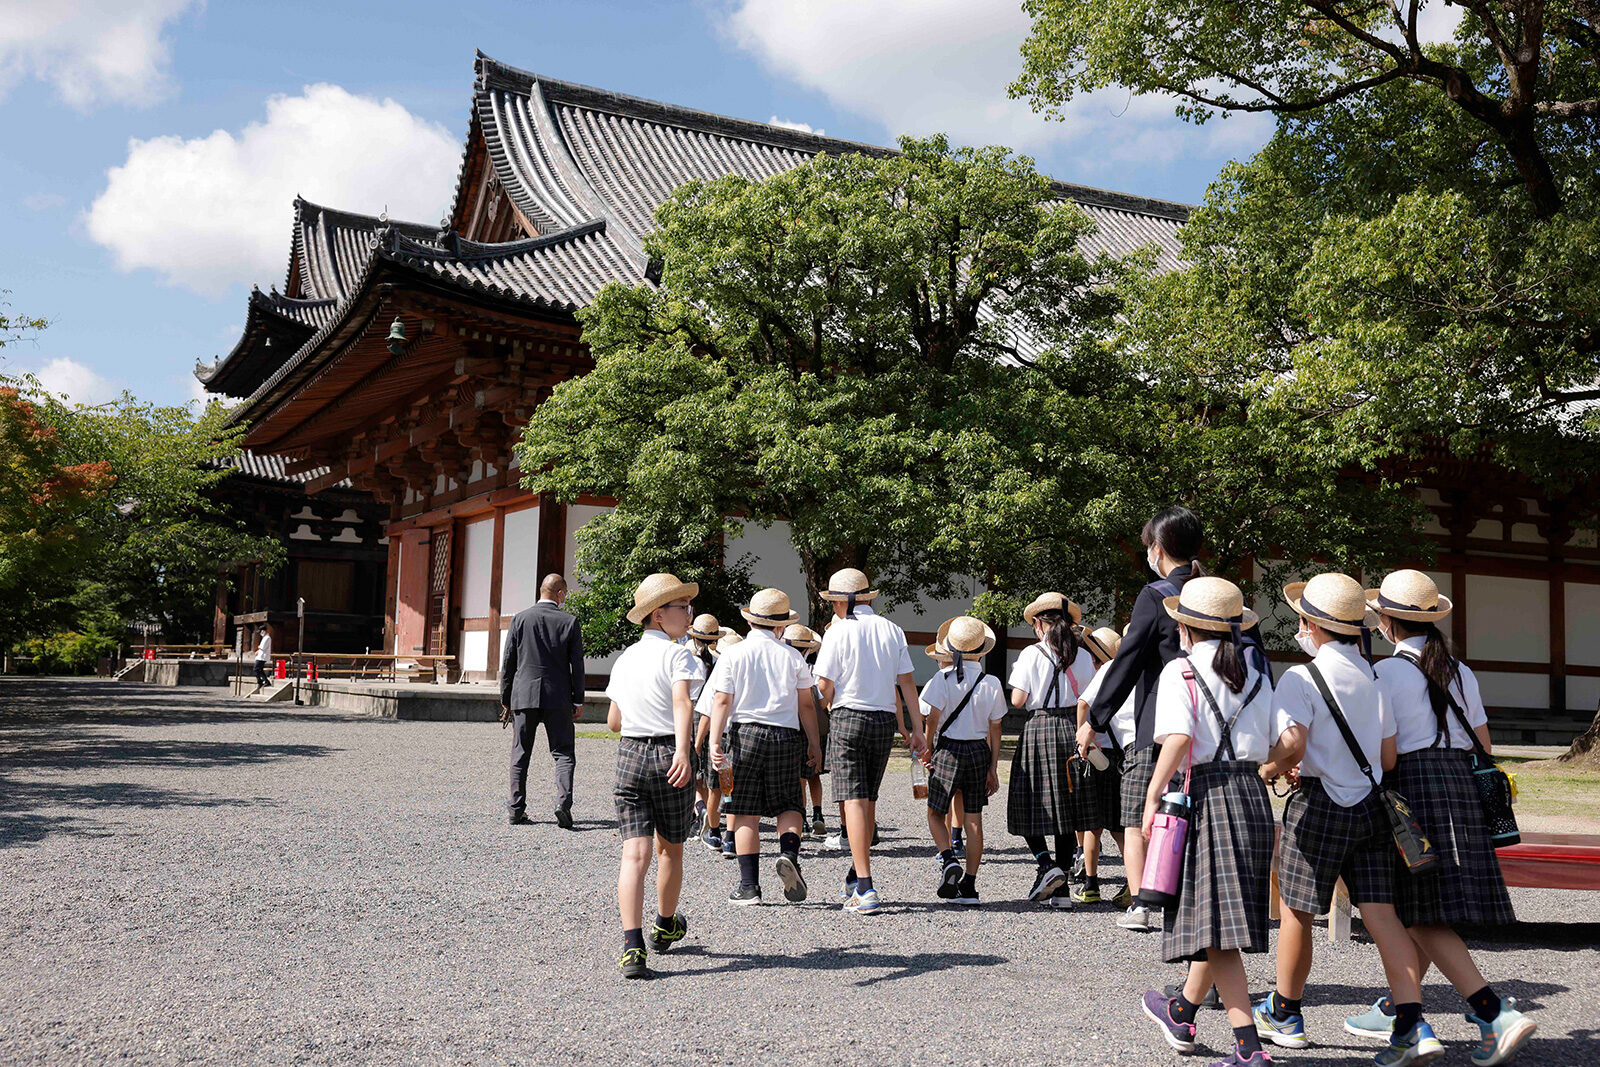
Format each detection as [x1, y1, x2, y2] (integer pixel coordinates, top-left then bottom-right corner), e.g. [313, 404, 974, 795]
[1006, 592, 1097, 907]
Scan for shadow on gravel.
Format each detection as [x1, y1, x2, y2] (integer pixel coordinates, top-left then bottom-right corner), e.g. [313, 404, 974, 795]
[675, 942, 1007, 984]
[1457, 921, 1600, 952]
[0, 677, 356, 728]
[1303, 979, 1568, 1014]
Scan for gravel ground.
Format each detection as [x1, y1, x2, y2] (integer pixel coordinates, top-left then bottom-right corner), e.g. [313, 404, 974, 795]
[2, 678, 1595, 1067]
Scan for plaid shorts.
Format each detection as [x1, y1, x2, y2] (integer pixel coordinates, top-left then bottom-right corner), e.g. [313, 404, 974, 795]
[828, 708, 898, 802]
[1121, 743, 1180, 828]
[928, 738, 992, 815]
[1163, 762, 1274, 964]
[721, 722, 807, 818]
[1277, 777, 1395, 914]
[614, 735, 694, 843]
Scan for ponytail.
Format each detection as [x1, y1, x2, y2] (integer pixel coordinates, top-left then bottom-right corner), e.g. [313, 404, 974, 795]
[1392, 618, 1463, 739]
[1038, 609, 1079, 673]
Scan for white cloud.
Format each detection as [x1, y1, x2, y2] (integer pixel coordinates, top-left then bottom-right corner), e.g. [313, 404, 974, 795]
[769, 115, 824, 136]
[721, 0, 1253, 168]
[85, 83, 461, 296]
[31, 357, 119, 405]
[0, 0, 200, 109]
[23, 192, 67, 211]
[1416, 2, 1465, 46]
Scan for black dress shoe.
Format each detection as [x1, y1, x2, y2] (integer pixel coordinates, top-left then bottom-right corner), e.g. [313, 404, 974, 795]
[509, 811, 531, 825]
[554, 805, 574, 830]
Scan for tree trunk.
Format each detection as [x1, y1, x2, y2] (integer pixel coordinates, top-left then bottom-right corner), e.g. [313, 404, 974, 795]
[1557, 702, 1600, 763]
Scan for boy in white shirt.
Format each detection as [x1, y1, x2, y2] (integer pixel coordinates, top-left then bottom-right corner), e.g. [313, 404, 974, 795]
[708, 589, 822, 906]
[920, 617, 1006, 905]
[604, 573, 699, 980]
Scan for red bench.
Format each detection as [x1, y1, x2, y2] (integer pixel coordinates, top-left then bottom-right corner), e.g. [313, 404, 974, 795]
[1495, 832, 1600, 892]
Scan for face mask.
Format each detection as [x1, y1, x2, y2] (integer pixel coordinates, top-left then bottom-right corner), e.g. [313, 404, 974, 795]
[1146, 546, 1160, 575]
[1295, 629, 1319, 658]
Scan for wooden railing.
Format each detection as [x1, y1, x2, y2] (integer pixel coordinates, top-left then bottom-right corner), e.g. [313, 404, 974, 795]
[287, 653, 456, 684]
[141, 643, 229, 659]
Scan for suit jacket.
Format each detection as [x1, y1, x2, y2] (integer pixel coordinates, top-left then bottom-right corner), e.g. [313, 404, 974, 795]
[500, 601, 586, 711]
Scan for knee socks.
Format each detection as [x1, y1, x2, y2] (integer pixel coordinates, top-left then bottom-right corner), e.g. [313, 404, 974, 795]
[737, 854, 760, 889]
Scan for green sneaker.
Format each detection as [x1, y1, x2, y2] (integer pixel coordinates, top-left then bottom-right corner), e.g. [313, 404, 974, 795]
[1070, 883, 1102, 904]
[649, 913, 688, 952]
[618, 946, 650, 979]
[1469, 1002, 1536, 1066]
[1109, 883, 1133, 908]
[1345, 997, 1396, 1041]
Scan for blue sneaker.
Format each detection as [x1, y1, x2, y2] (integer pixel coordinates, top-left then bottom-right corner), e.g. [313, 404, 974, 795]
[1376, 1020, 1444, 1065]
[843, 888, 880, 913]
[1254, 996, 1308, 1049]
[1345, 997, 1396, 1041]
[721, 832, 737, 859]
[1140, 989, 1197, 1053]
[702, 827, 723, 853]
[1468, 1002, 1536, 1066]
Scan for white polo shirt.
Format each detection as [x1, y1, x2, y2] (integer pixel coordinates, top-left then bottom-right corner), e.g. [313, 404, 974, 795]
[713, 626, 815, 729]
[813, 604, 912, 712]
[1008, 641, 1095, 710]
[1153, 640, 1275, 765]
[921, 666, 1007, 742]
[1079, 662, 1136, 750]
[1375, 636, 1488, 754]
[1273, 641, 1395, 807]
[604, 629, 698, 738]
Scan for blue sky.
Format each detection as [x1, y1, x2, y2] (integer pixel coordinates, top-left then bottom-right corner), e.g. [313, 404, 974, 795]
[1, 0, 1284, 408]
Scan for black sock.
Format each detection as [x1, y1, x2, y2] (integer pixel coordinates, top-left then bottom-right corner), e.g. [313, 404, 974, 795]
[1271, 992, 1301, 1020]
[1024, 834, 1050, 863]
[1467, 985, 1502, 1023]
[1054, 835, 1073, 871]
[952, 827, 964, 843]
[938, 847, 955, 865]
[779, 831, 801, 857]
[845, 865, 857, 883]
[1233, 1024, 1262, 1057]
[654, 912, 673, 929]
[1169, 994, 1198, 1026]
[1393, 1002, 1423, 1040]
[1084, 874, 1100, 891]
[737, 853, 760, 889]
[960, 872, 976, 890]
[812, 806, 823, 819]
[622, 928, 645, 951]
[856, 875, 873, 893]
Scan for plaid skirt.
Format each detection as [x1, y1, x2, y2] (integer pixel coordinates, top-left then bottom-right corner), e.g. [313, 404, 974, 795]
[1277, 778, 1394, 914]
[929, 738, 992, 815]
[722, 722, 807, 818]
[1121, 743, 1173, 829]
[1391, 749, 1516, 927]
[1162, 761, 1274, 964]
[615, 735, 695, 843]
[828, 708, 897, 802]
[1075, 746, 1124, 831]
[1006, 709, 1078, 836]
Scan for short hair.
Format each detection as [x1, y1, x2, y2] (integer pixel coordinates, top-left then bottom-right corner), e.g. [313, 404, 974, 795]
[539, 574, 567, 598]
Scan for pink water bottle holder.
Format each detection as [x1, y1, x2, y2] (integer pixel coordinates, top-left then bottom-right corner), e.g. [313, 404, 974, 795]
[1135, 667, 1201, 910]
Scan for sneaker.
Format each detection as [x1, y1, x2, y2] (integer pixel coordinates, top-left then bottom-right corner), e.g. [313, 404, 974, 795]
[1046, 884, 1075, 910]
[1139, 989, 1197, 1053]
[1345, 997, 1397, 1041]
[936, 857, 963, 899]
[1071, 848, 1087, 882]
[728, 884, 762, 906]
[702, 827, 723, 853]
[951, 831, 965, 858]
[955, 882, 981, 906]
[1253, 997, 1309, 1049]
[1376, 1021, 1444, 1065]
[1206, 1054, 1274, 1066]
[1028, 864, 1067, 902]
[722, 833, 737, 859]
[1118, 904, 1157, 931]
[618, 946, 650, 979]
[689, 801, 706, 837]
[776, 853, 808, 903]
[844, 888, 881, 913]
[811, 815, 826, 838]
[1071, 883, 1102, 904]
[649, 913, 688, 952]
[1109, 883, 1133, 908]
[1165, 982, 1221, 1009]
[823, 831, 849, 851]
[1468, 1001, 1536, 1066]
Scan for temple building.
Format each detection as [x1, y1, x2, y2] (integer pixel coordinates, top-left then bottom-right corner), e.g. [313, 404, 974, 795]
[197, 53, 1597, 737]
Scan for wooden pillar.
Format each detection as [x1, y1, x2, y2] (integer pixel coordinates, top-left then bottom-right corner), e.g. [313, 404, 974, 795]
[487, 506, 507, 679]
[382, 532, 401, 654]
[1549, 504, 1569, 714]
[536, 493, 568, 582]
[1448, 492, 1470, 656]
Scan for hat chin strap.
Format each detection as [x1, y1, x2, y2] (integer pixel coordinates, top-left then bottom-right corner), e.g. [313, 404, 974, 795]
[952, 648, 964, 681]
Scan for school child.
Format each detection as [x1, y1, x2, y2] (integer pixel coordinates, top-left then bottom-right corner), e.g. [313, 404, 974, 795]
[1136, 577, 1279, 1066]
[1073, 625, 1132, 906]
[708, 589, 822, 905]
[813, 567, 927, 914]
[920, 617, 1006, 905]
[784, 623, 830, 839]
[1007, 592, 1097, 909]
[1253, 572, 1435, 1064]
[603, 573, 700, 979]
[699, 631, 744, 859]
[687, 613, 721, 842]
[922, 641, 967, 856]
[1345, 570, 1537, 1064]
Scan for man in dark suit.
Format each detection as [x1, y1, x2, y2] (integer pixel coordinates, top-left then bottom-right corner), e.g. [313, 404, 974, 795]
[501, 574, 586, 827]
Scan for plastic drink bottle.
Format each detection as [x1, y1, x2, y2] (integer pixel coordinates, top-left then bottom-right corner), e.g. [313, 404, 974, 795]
[1136, 790, 1191, 909]
[911, 759, 929, 799]
[1084, 745, 1110, 772]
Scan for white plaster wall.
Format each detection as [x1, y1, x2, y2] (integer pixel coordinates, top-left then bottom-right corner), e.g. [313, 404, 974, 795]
[561, 503, 619, 676]
[1567, 676, 1600, 713]
[1474, 670, 1548, 710]
[499, 507, 541, 617]
[725, 520, 807, 606]
[1466, 574, 1548, 662]
[459, 517, 494, 618]
[1564, 582, 1600, 667]
[461, 630, 489, 674]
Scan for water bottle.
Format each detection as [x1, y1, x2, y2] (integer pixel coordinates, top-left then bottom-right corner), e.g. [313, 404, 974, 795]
[1137, 790, 1191, 910]
[910, 759, 929, 800]
[1084, 745, 1110, 772]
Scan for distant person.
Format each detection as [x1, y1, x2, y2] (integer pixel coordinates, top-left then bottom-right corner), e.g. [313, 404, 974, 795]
[252, 628, 272, 690]
[500, 574, 586, 827]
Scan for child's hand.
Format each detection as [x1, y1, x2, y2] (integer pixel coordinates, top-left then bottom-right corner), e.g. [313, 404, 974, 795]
[1141, 800, 1156, 842]
[667, 751, 693, 788]
[986, 768, 999, 796]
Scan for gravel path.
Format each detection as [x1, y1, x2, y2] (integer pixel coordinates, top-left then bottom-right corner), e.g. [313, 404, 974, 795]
[2, 678, 1595, 1066]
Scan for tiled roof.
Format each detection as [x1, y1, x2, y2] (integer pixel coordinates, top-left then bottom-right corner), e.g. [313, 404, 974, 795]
[389, 221, 645, 309]
[287, 198, 439, 302]
[216, 449, 351, 489]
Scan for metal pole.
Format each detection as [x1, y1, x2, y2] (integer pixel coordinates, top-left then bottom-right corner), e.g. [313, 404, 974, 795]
[296, 597, 306, 705]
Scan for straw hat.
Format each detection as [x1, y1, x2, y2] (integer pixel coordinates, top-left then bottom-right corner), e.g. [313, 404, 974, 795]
[626, 572, 699, 625]
[687, 613, 722, 642]
[924, 641, 953, 663]
[820, 568, 878, 603]
[1365, 569, 1453, 623]
[935, 616, 997, 659]
[1164, 576, 1259, 637]
[1283, 573, 1375, 636]
[711, 632, 744, 659]
[1023, 592, 1083, 627]
[783, 623, 820, 651]
[741, 588, 798, 629]
[1082, 626, 1122, 665]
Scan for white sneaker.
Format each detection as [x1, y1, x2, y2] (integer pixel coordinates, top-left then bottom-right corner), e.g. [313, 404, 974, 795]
[1117, 904, 1156, 931]
[823, 832, 849, 851]
[844, 888, 881, 913]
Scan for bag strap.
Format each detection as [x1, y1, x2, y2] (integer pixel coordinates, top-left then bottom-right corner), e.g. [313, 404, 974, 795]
[1040, 650, 1079, 708]
[1185, 663, 1264, 762]
[936, 669, 985, 742]
[1395, 651, 1490, 760]
[1305, 662, 1381, 790]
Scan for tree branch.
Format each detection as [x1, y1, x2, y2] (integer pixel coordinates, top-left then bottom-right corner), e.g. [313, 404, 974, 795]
[1537, 97, 1600, 119]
